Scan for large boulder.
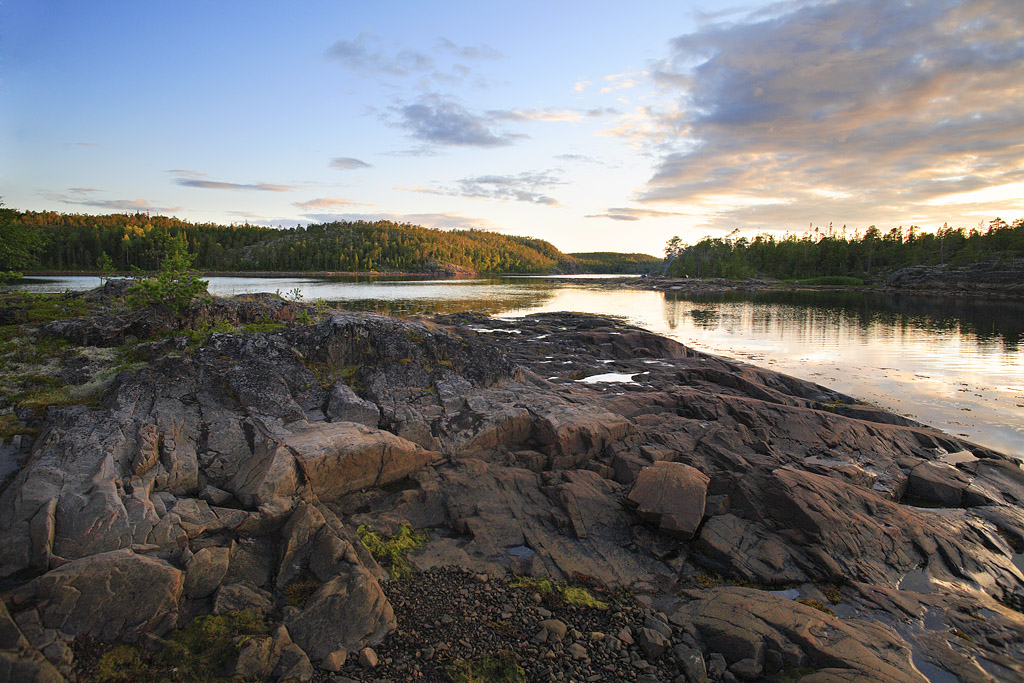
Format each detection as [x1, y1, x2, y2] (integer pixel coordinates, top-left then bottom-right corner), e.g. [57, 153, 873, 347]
[285, 566, 396, 666]
[231, 422, 437, 509]
[627, 462, 710, 539]
[27, 549, 183, 642]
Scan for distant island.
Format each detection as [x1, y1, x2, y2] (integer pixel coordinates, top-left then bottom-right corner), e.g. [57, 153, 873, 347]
[1, 209, 662, 277]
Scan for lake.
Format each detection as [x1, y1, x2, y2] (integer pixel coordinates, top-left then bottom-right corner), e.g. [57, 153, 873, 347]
[12, 274, 1024, 458]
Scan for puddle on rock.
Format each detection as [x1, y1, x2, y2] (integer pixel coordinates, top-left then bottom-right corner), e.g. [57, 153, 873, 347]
[576, 372, 646, 384]
[898, 569, 933, 594]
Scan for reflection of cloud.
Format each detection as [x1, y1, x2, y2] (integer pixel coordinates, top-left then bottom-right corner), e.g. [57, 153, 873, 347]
[585, 206, 690, 221]
[302, 211, 495, 230]
[633, 0, 1024, 231]
[46, 189, 179, 214]
[329, 157, 372, 170]
[393, 94, 525, 147]
[400, 170, 563, 205]
[170, 170, 293, 192]
[293, 197, 361, 210]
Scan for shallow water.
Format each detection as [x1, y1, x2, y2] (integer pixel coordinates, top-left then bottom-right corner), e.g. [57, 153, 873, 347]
[10, 274, 1024, 458]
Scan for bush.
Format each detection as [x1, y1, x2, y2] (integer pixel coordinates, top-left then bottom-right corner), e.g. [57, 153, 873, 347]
[357, 523, 427, 580]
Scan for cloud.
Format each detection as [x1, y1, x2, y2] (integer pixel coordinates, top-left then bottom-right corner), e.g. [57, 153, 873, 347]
[435, 37, 504, 61]
[293, 197, 361, 210]
[585, 206, 691, 221]
[393, 95, 526, 147]
[574, 80, 592, 93]
[633, 0, 1024, 232]
[170, 170, 293, 192]
[491, 107, 619, 123]
[329, 157, 372, 170]
[46, 189, 179, 214]
[327, 31, 434, 76]
[400, 170, 564, 206]
[300, 211, 495, 230]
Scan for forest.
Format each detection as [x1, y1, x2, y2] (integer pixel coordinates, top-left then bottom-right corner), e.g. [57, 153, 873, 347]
[569, 252, 663, 274]
[2, 210, 589, 274]
[664, 218, 1024, 280]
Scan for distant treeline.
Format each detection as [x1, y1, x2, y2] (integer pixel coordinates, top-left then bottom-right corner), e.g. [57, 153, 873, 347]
[4, 210, 603, 274]
[665, 219, 1024, 280]
[569, 252, 662, 274]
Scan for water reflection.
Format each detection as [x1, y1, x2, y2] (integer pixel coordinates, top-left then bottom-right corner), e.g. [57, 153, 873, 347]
[6, 275, 1022, 457]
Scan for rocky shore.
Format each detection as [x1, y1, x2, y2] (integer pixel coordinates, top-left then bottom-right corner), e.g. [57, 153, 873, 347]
[586, 258, 1024, 300]
[1, 285, 1023, 682]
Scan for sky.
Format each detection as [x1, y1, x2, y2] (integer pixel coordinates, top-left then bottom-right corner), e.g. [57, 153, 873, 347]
[3, 0, 1023, 256]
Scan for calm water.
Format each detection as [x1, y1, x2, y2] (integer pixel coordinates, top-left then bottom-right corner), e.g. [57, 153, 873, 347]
[12, 274, 1024, 458]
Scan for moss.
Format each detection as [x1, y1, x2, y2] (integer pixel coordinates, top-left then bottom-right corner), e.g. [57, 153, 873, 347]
[510, 576, 609, 610]
[0, 413, 27, 440]
[0, 291, 90, 325]
[158, 609, 270, 680]
[819, 585, 842, 604]
[357, 523, 427, 580]
[446, 652, 526, 683]
[797, 598, 835, 616]
[96, 644, 147, 682]
[282, 575, 322, 608]
[91, 610, 268, 682]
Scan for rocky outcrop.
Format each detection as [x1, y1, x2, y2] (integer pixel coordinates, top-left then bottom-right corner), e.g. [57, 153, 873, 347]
[2, 296, 1023, 681]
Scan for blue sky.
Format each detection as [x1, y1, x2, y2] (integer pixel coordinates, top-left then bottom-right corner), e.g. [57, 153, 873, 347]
[3, 0, 1023, 255]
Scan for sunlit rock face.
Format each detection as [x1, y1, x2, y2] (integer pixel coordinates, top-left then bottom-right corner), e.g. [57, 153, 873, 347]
[1, 298, 1022, 681]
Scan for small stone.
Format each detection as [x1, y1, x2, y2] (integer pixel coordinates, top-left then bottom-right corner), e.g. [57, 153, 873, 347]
[537, 606, 552, 618]
[567, 642, 588, 660]
[359, 647, 379, 669]
[321, 650, 347, 672]
[617, 626, 634, 645]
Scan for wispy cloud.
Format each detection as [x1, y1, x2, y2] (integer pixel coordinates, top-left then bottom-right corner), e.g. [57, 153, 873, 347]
[393, 94, 526, 147]
[170, 170, 294, 192]
[293, 197, 361, 210]
[329, 157, 372, 171]
[633, 0, 1024, 231]
[492, 107, 619, 123]
[300, 211, 495, 230]
[585, 206, 690, 221]
[400, 170, 564, 206]
[435, 37, 504, 61]
[45, 188, 179, 214]
[327, 31, 434, 76]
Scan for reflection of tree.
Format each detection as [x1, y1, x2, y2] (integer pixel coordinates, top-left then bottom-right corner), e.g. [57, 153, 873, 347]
[662, 290, 1023, 352]
[663, 296, 684, 329]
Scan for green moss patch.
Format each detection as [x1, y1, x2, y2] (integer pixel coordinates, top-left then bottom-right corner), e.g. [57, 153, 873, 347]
[357, 523, 427, 580]
[447, 652, 526, 683]
[510, 576, 609, 610]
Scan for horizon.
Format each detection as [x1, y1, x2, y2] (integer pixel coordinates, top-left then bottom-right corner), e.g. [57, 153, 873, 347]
[4, 1, 1023, 256]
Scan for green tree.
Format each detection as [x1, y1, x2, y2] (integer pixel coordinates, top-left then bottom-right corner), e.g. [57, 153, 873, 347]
[0, 201, 43, 275]
[127, 236, 209, 313]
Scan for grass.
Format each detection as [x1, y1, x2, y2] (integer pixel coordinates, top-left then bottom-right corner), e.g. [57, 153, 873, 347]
[357, 523, 427, 580]
[446, 652, 526, 683]
[94, 610, 269, 682]
[509, 576, 609, 610]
